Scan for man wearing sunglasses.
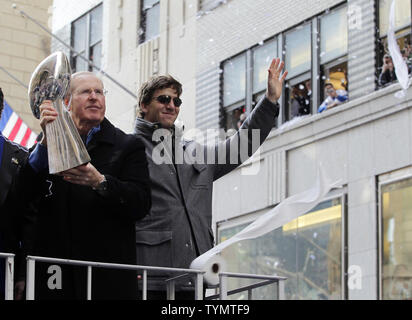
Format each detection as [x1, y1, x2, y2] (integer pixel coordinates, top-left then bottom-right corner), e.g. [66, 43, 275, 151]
[134, 58, 287, 300]
[21, 72, 151, 299]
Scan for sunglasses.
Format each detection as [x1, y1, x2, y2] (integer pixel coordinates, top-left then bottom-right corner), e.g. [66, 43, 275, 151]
[153, 95, 182, 107]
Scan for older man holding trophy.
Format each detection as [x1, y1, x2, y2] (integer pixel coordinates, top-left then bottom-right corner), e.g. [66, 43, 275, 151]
[22, 52, 151, 300]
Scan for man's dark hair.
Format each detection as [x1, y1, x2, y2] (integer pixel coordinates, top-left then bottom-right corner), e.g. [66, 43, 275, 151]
[0, 88, 4, 119]
[324, 82, 334, 89]
[137, 75, 182, 118]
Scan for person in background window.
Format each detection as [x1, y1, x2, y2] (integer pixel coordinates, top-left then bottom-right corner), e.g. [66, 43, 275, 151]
[290, 83, 311, 118]
[379, 54, 397, 87]
[406, 44, 412, 67]
[401, 48, 412, 74]
[318, 83, 348, 113]
[389, 264, 412, 300]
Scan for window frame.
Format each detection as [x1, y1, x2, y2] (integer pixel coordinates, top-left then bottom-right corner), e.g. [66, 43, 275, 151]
[70, 4, 103, 73]
[216, 188, 348, 300]
[139, 0, 160, 44]
[378, 167, 412, 300]
[200, 0, 225, 12]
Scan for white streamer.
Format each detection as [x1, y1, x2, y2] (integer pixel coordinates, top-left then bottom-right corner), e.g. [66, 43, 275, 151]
[387, 0, 411, 98]
[190, 164, 342, 284]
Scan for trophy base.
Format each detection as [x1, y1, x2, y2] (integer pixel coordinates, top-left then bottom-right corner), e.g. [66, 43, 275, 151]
[46, 106, 91, 174]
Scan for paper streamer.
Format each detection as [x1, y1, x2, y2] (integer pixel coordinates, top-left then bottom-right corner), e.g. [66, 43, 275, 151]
[190, 165, 342, 285]
[387, 0, 411, 98]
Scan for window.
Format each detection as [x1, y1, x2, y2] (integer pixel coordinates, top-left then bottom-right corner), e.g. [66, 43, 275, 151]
[318, 6, 348, 113]
[71, 4, 103, 72]
[284, 24, 312, 121]
[140, 0, 160, 43]
[218, 197, 345, 300]
[380, 176, 412, 300]
[377, 0, 412, 87]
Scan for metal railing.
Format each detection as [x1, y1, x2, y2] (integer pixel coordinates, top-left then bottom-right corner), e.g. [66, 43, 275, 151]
[0, 253, 15, 300]
[25, 255, 206, 300]
[1, 253, 287, 300]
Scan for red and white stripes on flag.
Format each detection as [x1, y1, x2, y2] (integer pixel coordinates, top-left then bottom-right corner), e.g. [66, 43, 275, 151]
[0, 100, 37, 148]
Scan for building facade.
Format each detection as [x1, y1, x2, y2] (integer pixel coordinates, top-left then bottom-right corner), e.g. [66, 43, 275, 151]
[50, 0, 198, 133]
[203, 0, 412, 300]
[50, 0, 412, 300]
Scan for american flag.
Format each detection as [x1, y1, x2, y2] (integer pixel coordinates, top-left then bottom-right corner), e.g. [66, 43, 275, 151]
[0, 100, 37, 148]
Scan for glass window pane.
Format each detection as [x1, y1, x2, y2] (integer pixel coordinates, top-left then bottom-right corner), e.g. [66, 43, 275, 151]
[90, 5, 103, 45]
[379, 0, 411, 37]
[219, 198, 342, 300]
[320, 7, 348, 64]
[253, 40, 277, 94]
[382, 178, 412, 300]
[144, 0, 159, 9]
[223, 54, 246, 106]
[285, 24, 311, 78]
[72, 15, 87, 52]
[145, 3, 160, 40]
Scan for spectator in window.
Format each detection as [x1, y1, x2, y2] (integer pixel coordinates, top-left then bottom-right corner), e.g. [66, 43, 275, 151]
[379, 54, 397, 87]
[21, 72, 151, 300]
[291, 84, 310, 118]
[318, 83, 348, 113]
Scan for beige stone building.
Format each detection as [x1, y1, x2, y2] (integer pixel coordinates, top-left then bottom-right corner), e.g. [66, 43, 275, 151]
[0, 0, 53, 134]
[42, 0, 412, 300]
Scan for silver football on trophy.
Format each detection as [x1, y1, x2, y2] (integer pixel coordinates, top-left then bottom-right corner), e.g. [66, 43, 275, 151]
[28, 52, 91, 174]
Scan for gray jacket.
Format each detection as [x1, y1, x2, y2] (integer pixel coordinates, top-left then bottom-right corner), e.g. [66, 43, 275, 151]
[134, 96, 279, 289]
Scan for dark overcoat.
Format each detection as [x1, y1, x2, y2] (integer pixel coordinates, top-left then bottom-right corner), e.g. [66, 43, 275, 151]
[0, 136, 29, 299]
[23, 118, 151, 300]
